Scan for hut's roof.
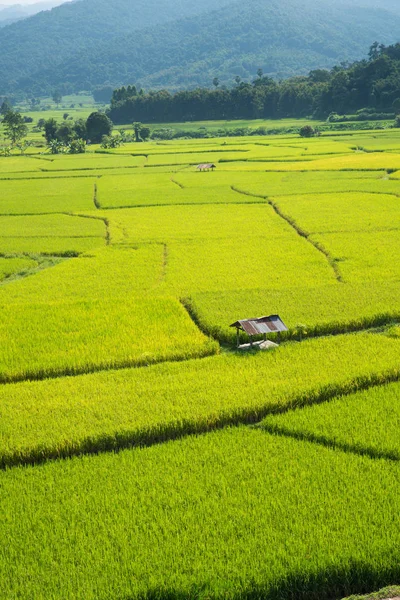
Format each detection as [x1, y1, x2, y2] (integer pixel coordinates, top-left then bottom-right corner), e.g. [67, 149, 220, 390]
[230, 315, 288, 336]
[197, 163, 216, 169]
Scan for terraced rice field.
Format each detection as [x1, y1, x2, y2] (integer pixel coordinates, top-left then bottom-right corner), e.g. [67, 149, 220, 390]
[1, 128, 400, 600]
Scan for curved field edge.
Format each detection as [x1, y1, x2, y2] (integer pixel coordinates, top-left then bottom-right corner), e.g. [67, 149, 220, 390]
[261, 379, 400, 462]
[0, 297, 218, 384]
[1, 330, 400, 468]
[342, 586, 400, 600]
[182, 281, 400, 345]
[1, 428, 400, 600]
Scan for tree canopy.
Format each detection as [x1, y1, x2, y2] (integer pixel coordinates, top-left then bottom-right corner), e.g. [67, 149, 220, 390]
[86, 112, 113, 143]
[108, 43, 400, 123]
[2, 110, 28, 145]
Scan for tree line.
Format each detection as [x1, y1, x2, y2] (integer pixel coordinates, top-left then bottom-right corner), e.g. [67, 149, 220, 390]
[108, 43, 400, 124]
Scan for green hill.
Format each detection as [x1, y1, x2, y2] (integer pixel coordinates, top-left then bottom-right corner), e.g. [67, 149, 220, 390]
[0, 0, 231, 94]
[1, 0, 400, 95]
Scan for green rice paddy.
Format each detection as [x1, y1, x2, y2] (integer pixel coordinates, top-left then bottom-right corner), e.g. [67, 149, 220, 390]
[0, 127, 400, 599]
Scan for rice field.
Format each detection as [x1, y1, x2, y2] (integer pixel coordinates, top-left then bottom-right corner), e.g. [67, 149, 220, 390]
[262, 377, 400, 460]
[1, 127, 400, 599]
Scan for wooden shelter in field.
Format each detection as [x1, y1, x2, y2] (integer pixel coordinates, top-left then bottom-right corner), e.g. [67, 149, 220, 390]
[197, 163, 216, 171]
[230, 315, 288, 350]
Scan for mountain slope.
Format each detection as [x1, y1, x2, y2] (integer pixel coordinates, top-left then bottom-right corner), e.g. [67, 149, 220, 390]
[0, 1, 71, 27]
[1, 0, 400, 95]
[0, 0, 232, 93]
[17, 0, 400, 94]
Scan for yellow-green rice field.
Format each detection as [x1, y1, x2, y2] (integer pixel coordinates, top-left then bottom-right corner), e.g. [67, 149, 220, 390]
[0, 128, 400, 600]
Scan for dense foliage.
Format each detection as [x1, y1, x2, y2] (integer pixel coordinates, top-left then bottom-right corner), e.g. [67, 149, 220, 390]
[1, 0, 400, 96]
[109, 43, 400, 122]
[0, 0, 232, 96]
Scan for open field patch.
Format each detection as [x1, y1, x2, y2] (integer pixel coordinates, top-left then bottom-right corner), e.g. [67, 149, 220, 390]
[100, 204, 337, 292]
[38, 153, 147, 171]
[1, 427, 400, 600]
[0, 177, 96, 214]
[0, 213, 106, 254]
[262, 378, 400, 460]
[0, 245, 165, 302]
[2, 129, 400, 599]
[311, 230, 400, 282]
[0, 296, 216, 384]
[273, 192, 400, 234]
[0, 256, 37, 281]
[186, 281, 400, 343]
[0, 330, 399, 467]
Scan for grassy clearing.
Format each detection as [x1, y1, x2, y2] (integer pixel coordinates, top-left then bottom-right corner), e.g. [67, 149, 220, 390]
[0, 177, 96, 214]
[0, 213, 106, 254]
[311, 230, 400, 282]
[342, 586, 400, 600]
[1, 428, 400, 600]
[262, 377, 400, 460]
[186, 281, 400, 344]
[0, 331, 400, 466]
[100, 204, 336, 293]
[273, 192, 400, 234]
[0, 296, 217, 385]
[0, 245, 164, 302]
[0, 256, 37, 281]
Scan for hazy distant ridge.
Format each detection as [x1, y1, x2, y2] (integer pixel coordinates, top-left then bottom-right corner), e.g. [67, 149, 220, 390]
[0, 0, 399, 94]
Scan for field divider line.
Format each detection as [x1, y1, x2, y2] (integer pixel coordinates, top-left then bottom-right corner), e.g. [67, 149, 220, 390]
[170, 177, 185, 189]
[268, 190, 400, 199]
[3, 367, 400, 470]
[97, 200, 268, 211]
[0, 343, 218, 388]
[68, 211, 110, 246]
[182, 296, 400, 345]
[258, 423, 400, 463]
[231, 186, 343, 283]
[93, 183, 100, 209]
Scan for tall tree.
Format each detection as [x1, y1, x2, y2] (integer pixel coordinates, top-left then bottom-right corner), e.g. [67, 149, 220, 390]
[2, 110, 28, 145]
[52, 90, 63, 107]
[86, 112, 113, 143]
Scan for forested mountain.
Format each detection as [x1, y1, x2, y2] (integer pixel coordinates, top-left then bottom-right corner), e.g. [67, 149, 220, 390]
[0, 0, 400, 95]
[0, 0, 232, 93]
[0, 1, 70, 27]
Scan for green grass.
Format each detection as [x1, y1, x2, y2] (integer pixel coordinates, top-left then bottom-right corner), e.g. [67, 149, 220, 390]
[37, 153, 146, 171]
[97, 204, 336, 293]
[0, 156, 43, 174]
[1, 427, 400, 600]
[311, 230, 400, 283]
[0, 296, 217, 385]
[2, 127, 400, 598]
[273, 192, 400, 234]
[114, 117, 326, 133]
[0, 213, 106, 254]
[0, 177, 96, 214]
[342, 586, 400, 600]
[0, 256, 37, 281]
[262, 377, 400, 460]
[185, 281, 400, 344]
[0, 330, 400, 467]
[0, 245, 164, 302]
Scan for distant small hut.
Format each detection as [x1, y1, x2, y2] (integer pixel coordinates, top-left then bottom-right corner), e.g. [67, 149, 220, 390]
[230, 315, 288, 350]
[197, 163, 216, 172]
